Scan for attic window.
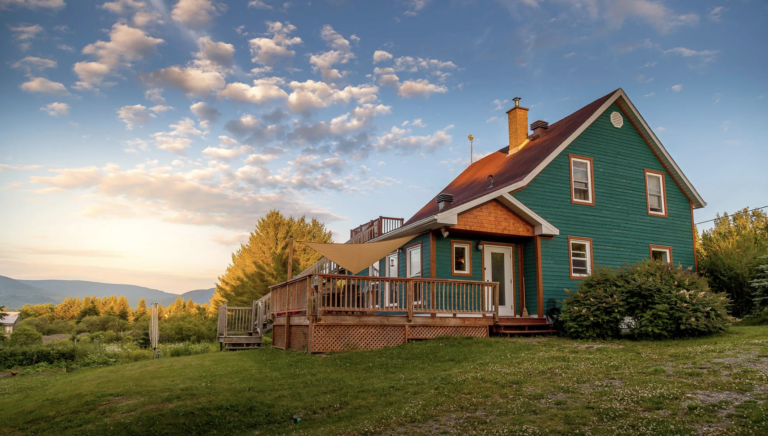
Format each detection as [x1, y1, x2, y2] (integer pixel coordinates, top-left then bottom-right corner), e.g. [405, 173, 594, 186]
[569, 155, 595, 206]
[645, 170, 667, 217]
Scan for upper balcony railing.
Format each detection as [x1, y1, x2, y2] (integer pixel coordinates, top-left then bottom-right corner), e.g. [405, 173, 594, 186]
[269, 274, 499, 321]
[349, 216, 404, 244]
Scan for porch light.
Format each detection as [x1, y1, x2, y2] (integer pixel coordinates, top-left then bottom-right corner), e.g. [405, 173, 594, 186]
[476, 241, 483, 251]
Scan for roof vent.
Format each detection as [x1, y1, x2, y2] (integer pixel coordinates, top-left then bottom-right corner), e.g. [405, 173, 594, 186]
[530, 120, 549, 138]
[436, 193, 454, 211]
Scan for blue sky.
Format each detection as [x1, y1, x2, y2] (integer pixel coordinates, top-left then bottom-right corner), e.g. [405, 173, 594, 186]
[0, 0, 766, 293]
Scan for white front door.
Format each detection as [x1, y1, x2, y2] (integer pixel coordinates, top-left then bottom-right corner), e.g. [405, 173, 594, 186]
[483, 245, 515, 317]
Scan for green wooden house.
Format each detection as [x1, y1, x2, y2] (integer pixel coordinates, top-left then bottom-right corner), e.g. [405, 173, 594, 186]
[264, 88, 706, 352]
[361, 88, 705, 319]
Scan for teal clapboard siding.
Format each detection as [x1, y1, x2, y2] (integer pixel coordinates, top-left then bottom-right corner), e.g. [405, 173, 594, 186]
[513, 103, 695, 307]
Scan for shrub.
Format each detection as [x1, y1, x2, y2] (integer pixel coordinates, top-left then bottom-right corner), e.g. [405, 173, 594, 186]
[10, 325, 43, 347]
[159, 314, 216, 343]
[0, 344, 76, 370]
[76, 315, 127, 334]
[561, 261, 732, 340]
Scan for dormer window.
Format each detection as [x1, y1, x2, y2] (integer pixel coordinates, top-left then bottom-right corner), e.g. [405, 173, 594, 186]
[645, 170, 667, 217]
[569, 155, 595, 206]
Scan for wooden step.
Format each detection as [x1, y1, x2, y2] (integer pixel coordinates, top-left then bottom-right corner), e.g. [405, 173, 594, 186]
[224, 343, 263, 350]
[221, 336, 263, 344]
[497, 330, 559, 335]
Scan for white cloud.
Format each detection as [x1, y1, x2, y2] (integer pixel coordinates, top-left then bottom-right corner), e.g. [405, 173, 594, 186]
[663, 47, 719, 58]
[31, 166, 101, 189]
[12, 56, 57, 75]
[0, 163, 42, 171]
[74, 23, 163, 91]
[218, 77, 289, 105]
[20, 77, 69, 95]
[671, 84, 683, 92]
[404, 0, 429, 16]
[195, 36, 235, 69]
[604, 0, 699, 33]
[118, 104, 155, 129]
[397, 79, 447, 98]
[190, 102, 221, 130]
[644, 92, 655, 97]
[248, 0, 272, 9]
[374, 125, 453, 154]
[402, 118, 426, 128]
[123, 138, 149, 154]
[308, 25, 355, 81]
[486, 116, 499, 123]
[373, 50, 393, 63]
[249, 21, 302, 66]
[144, 88, 166, 105]
[286, 80, 379, 113]
[0, 0, 64, 9]
[709, 6, 727, 22]
[152, 117, 203, 154]
[202, 144, 254, 160]
[10, 24, 43, 51]
[144, 65, 226, 96]
[40, 102, 69, 116]
[171, 0, 217, 29]
[101, 0, 163, 28]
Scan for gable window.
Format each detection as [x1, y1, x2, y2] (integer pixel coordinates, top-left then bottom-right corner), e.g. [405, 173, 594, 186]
[645, 170, 667, 217]
[650, 245, 672, 264]
[406, 243, 422, 278]
[451, 241, 472, 276]
[568, 236, 593, 279]
[569, 155, 595, 206]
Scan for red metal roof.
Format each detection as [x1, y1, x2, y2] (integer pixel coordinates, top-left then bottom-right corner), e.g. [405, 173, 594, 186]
[405, 90, 618, 225]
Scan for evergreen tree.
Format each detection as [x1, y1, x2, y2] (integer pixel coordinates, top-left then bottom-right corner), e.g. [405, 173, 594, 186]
[167, 296, 186, 316]
[77, 298, 101, 322]
[114, 295, 132, 321]
[750, 255, 768, 314]
[211, 210, 332, 308]
[698, 208, 768, 316]
[185, 298, 199, 315]
[133, 298, 148, 320]
[54, 297, 81, 320]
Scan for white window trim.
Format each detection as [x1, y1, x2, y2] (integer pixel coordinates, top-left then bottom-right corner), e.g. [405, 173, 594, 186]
[569, 237, 593, 278]
[369, 260, 380, 277]
[406, 245, 422, 278]
[645, 171, 666, 216]
[452, 242, 471, 275]
[650, 246, 672, 264]
[570, 157, 593, 204]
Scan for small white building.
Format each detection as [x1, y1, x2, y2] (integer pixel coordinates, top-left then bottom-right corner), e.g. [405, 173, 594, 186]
[1, 312, 21, 334]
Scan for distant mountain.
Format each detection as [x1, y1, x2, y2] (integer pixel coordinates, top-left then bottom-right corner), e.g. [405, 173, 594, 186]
[20, 280, 175, 307]
[0, 275, 62, 309]
[175, 288, 216, 306]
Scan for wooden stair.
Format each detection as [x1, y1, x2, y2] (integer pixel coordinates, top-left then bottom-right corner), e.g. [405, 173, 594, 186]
[492, 317, 558, 336]
[222, 335, 263, 350]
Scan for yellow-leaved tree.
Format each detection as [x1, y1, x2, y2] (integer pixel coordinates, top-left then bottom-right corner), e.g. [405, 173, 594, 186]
[210, 210, 332, 309]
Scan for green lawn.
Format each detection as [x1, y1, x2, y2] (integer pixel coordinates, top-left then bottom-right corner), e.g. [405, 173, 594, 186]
[2, 327, 767, 435]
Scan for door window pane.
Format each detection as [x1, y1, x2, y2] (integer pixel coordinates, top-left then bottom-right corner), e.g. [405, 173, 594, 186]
[491, 252, 506, 306]
[408, 247, 421, 278]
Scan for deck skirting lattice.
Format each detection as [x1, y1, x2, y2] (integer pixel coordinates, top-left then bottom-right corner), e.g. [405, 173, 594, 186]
[289, 325, 309, 351]
[273, 325, 286, 349]
[408, 325, 488, 339]
[311, 325, 405, 352]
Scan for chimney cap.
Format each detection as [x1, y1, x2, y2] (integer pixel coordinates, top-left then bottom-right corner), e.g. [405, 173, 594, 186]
[436, 193, 454, 204]
[513, 97, 521, 107]
[531, 120, 549, 130]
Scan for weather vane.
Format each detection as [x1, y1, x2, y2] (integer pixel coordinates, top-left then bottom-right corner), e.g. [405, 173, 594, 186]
[468, 134, 474, 164]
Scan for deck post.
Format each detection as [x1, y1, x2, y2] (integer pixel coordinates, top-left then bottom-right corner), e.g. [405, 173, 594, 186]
[494, 284, 499, 322]
[407, 281, 413, 321]
[287, 238, 294, 281]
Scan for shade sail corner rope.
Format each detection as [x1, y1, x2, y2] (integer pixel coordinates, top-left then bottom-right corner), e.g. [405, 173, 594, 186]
[298, 234, 418, 275]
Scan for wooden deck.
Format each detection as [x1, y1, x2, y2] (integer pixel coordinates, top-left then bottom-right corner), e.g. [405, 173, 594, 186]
[216, 295, 271, 351]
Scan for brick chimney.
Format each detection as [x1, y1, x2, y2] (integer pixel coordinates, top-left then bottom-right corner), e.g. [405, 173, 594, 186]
[506, 97, 529, 155]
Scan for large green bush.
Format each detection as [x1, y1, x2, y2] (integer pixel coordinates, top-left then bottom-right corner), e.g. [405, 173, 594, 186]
[0, 344, 76, 370]
[10, 325, 43, 346]
[561, 261, 732, 340]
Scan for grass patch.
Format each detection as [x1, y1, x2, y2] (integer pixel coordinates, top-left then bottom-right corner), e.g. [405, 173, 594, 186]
[0, 327, 767, 435]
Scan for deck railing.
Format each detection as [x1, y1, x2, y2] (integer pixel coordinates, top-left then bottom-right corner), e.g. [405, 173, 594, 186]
[269, 274, 499, 320]
[217, 295, 272, 338]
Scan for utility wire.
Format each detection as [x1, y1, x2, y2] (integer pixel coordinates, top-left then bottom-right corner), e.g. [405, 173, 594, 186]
[695, 205, 768, 225]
